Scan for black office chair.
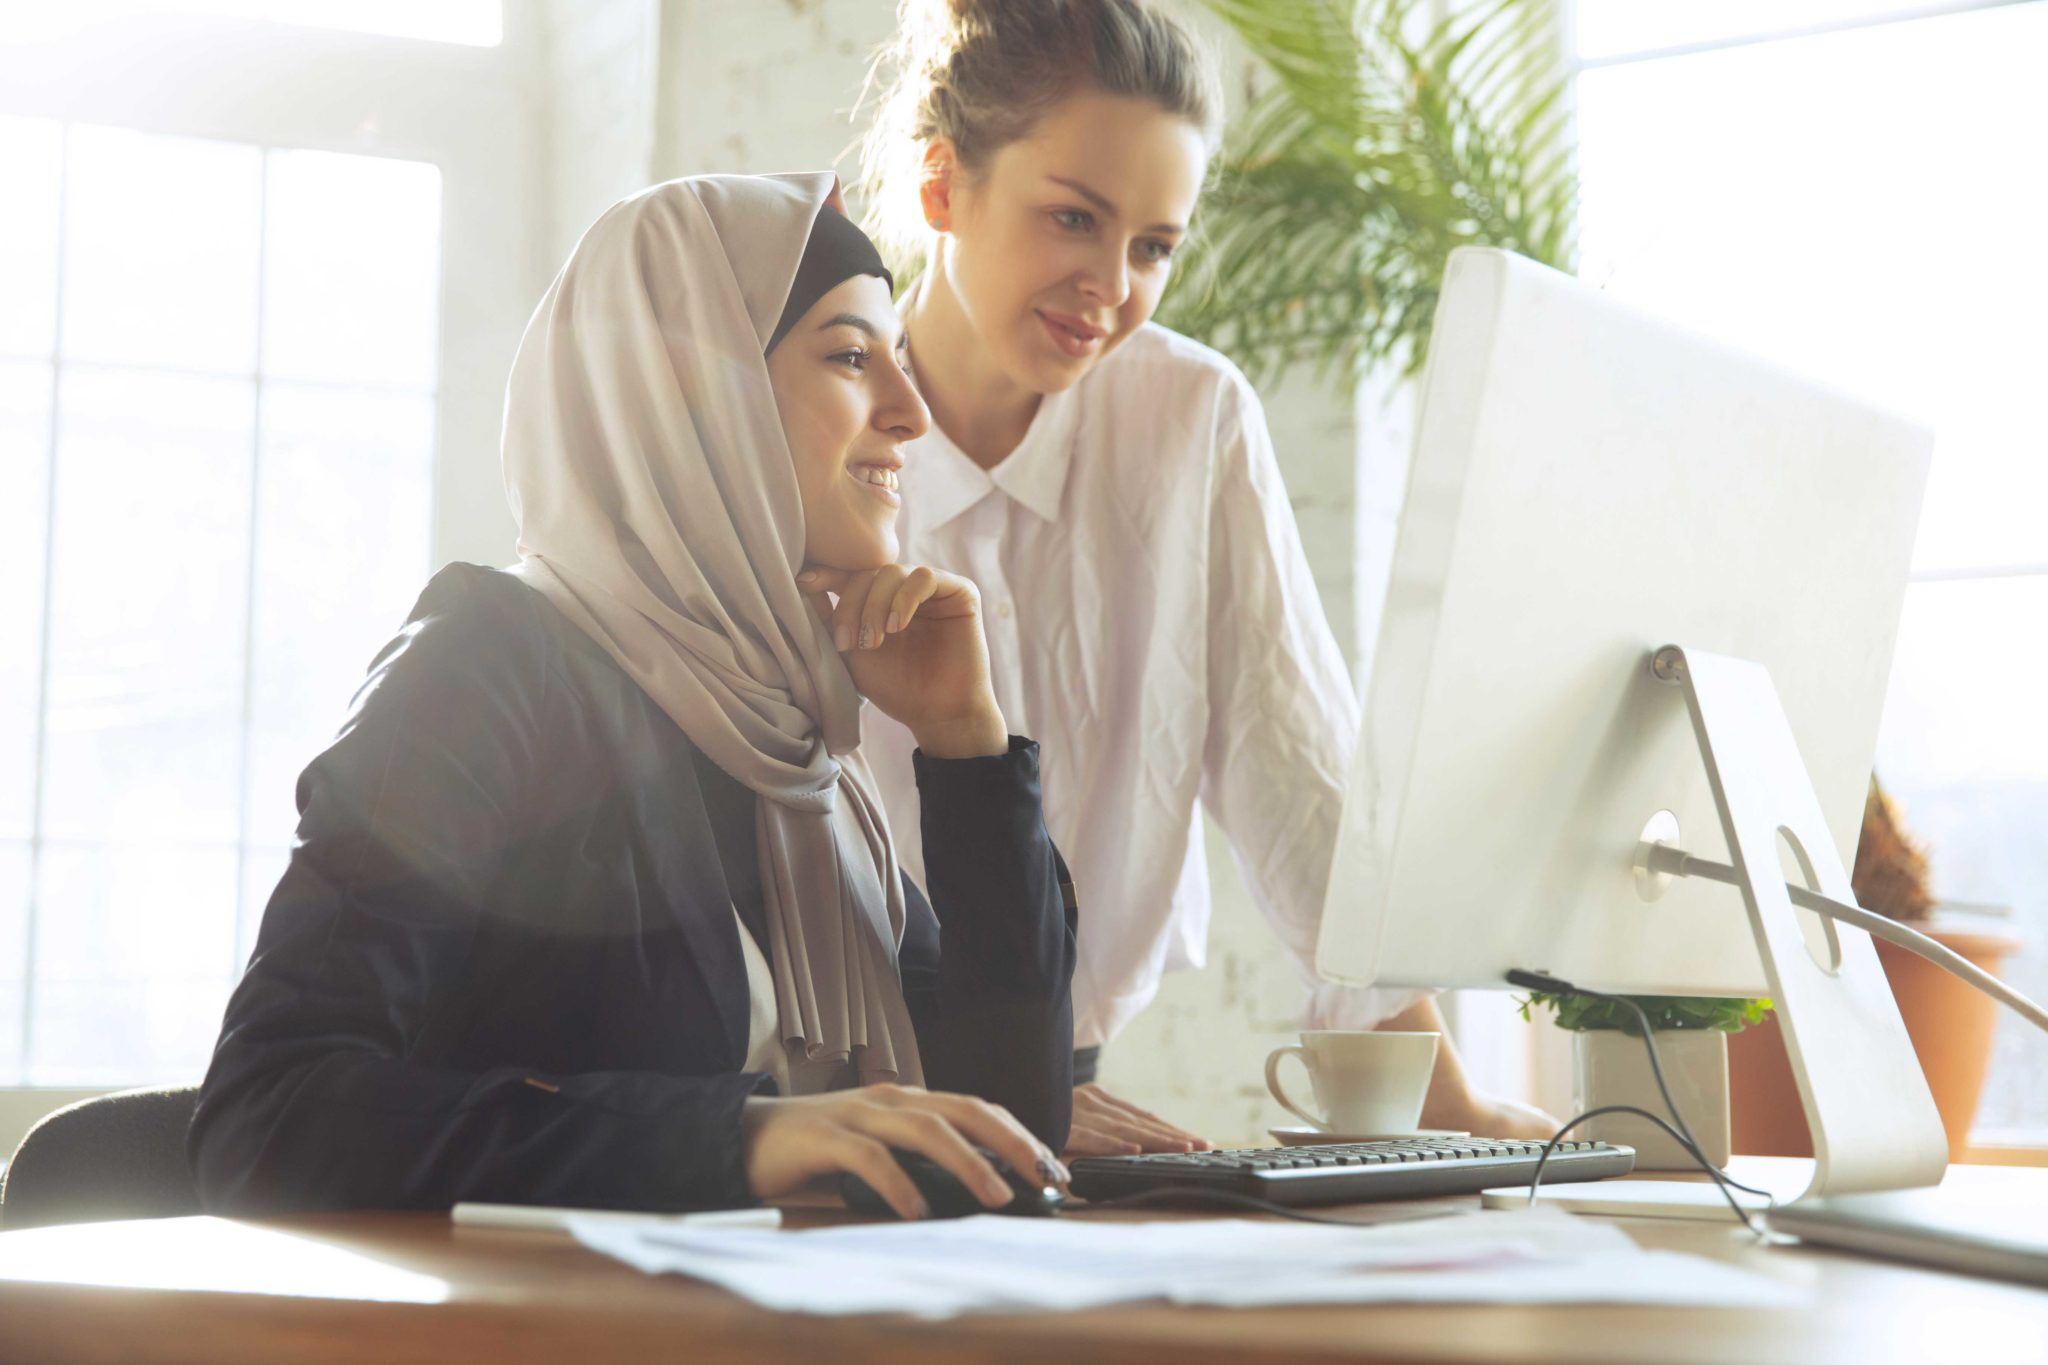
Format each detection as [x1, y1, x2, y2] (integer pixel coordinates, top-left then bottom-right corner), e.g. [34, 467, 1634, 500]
[0, 1085, 203, 1230]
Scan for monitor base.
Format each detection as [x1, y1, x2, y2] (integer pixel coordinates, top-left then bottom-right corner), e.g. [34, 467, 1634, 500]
[1479, 1180, 1770, 1222]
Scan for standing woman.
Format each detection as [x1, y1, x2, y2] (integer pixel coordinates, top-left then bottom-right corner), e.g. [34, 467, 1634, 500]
[856, 0, 1556, 1153]
[189, 172, 1075, 1219]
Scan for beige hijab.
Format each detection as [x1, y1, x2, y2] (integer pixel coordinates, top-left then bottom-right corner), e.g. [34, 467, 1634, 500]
[501, 172, 921, 1085]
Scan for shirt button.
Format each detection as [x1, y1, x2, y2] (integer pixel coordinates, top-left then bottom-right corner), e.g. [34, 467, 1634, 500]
[996, 601, 1014, 619]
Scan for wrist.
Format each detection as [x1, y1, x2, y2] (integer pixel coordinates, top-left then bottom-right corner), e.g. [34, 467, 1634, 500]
[911, 706, 1008, 759]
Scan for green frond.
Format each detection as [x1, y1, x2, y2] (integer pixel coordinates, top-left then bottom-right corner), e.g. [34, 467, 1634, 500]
[1161, 0, 1579, 385]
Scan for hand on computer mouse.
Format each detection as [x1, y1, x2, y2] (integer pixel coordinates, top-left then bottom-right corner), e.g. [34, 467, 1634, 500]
[739, 1085, 1069, 1220]
[840, 1147, 1066, 1220]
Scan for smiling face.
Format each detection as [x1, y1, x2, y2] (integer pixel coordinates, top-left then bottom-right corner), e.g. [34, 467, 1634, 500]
[927, 88, 1209, 394]
[765, 273, 929, 572]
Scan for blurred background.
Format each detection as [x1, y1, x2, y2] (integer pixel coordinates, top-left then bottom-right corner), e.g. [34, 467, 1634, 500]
[0, 0, 2041, 1157]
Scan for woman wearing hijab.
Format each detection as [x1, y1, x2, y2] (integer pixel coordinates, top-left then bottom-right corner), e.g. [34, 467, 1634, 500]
[188, 172, 1076, 1222]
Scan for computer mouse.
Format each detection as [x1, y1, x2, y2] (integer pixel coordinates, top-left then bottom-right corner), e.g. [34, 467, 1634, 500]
[840, 1146, 1065, 1219]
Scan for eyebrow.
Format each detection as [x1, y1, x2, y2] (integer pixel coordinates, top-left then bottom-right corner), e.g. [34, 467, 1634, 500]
[816, 312, 909, 349]
[1047, 175, 1185, 236]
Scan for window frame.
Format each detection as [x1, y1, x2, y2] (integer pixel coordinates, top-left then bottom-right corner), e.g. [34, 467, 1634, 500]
[0, 5, 545, 1123]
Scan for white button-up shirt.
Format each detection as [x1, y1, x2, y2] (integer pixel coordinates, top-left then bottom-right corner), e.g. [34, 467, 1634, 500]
[863, 324, 1415, 1047]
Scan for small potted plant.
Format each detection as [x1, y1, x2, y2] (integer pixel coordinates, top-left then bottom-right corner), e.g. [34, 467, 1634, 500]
[1519, 992, 1771, 1171]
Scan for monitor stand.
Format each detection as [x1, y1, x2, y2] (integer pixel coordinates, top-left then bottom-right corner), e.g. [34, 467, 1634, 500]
[1488, 645, 1948, 1222]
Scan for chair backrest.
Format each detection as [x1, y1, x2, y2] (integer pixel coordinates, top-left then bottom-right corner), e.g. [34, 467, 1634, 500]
[0, 1086, 202, 1230]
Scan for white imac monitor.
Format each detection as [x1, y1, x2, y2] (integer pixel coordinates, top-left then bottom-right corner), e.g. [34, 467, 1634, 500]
[1317, 247, 1945, 1200]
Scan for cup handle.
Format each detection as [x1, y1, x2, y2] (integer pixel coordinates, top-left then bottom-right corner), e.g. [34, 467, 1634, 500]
[1264, 1044, 1327, 1132]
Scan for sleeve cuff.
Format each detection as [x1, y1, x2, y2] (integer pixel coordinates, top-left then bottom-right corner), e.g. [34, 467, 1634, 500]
[911, 735, 1040, 786]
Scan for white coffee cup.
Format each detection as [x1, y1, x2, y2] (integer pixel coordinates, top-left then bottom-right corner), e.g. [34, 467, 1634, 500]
[1264, 1030, 1440, 1136]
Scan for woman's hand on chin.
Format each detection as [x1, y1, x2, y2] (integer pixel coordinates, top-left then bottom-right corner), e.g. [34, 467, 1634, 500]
[798, 562, 1007, 758]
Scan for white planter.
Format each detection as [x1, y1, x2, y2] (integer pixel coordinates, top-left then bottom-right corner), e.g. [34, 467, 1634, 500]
[1572, 1029, 1731, 1172]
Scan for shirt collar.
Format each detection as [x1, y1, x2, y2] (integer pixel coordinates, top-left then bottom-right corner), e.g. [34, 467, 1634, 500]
[907, 382, 1083, 530]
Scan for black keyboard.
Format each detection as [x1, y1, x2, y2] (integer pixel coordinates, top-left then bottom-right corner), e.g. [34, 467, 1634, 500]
[1068, 1136, 1636, 1207]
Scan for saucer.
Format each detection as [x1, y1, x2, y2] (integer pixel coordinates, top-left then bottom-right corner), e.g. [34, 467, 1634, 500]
[1268, 1126, 1470, 1147]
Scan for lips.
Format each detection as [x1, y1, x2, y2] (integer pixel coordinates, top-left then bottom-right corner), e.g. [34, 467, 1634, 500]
[1038, 309, 1106, 359]
[849, 461, 902, 507]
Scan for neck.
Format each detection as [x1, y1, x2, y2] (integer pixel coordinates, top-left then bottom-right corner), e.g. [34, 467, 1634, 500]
[904, 255, 1042, 470]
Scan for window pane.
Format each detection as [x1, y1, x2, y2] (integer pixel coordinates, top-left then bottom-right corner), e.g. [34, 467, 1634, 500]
[61, 125, 260, 375]
[40, 368, 252, 845]
[0, 362, 51, 841]
[244, 384, 433, 848]
[30, 842, 236, 1085]
[124, 0, 502, 46]
[0, 116, 61, 359]
[1875, 577, 2048, 1136]
[1577, 3, 2048, 573]
[263, 150, 442, 388]
[1577, 0, 1979, 59]
[0, 842, 27, 1080]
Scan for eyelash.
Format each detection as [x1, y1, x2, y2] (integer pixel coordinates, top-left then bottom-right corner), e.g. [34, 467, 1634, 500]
[1051, 209, 1175, 266]
[829, 347, 913, 378]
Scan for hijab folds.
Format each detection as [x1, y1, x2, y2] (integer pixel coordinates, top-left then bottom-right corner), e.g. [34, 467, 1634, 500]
[502, 172, 921, 1085]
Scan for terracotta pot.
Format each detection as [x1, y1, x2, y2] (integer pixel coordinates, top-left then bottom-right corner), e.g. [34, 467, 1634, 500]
[1728, 918, 2022, 1160]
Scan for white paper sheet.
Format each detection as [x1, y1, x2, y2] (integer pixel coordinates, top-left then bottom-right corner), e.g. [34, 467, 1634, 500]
[568, 1207, 1803, 1318]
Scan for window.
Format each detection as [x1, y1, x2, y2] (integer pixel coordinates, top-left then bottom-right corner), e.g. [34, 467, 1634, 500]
[0, 119, 439, 1085]
[0, 6, 536, 1097]
[1574, 0, 2048, 1141]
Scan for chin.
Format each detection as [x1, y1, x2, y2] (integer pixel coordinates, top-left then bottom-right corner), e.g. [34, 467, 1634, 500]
[813, 533, 898, 574]
[1011, 333, 1099, 394]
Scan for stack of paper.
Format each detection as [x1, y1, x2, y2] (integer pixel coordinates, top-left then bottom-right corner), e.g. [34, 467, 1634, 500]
[569, 1207, 1801, 1318]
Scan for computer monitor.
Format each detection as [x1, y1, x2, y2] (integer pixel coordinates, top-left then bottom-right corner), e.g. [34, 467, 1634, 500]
[1317, 247, 1945, 1203]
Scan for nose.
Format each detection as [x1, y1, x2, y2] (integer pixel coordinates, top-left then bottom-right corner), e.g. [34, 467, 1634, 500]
[1075, 241, 1130, 311]
[875, 355, 930, 442]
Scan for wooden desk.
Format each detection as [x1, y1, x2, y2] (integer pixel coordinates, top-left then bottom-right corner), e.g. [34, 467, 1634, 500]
[1, 1166, 2043, 1365]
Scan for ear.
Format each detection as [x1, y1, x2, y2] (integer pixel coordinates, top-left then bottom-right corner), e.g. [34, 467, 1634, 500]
[918, 140, 957, 232]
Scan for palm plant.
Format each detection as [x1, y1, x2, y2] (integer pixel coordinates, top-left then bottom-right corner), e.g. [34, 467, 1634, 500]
[1161, 0, 1578, 387]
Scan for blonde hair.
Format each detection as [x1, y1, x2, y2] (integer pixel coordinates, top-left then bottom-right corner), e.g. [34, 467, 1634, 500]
[857, 0, 1222, 268]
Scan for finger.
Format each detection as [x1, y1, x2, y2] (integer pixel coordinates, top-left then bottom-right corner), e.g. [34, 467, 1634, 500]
[1100, 1116, 1195, 1153]
[795, 565, 857, 596]
[857, 563, 908, 650]
[825, 569, 879, 653]
[834, 1130, 929, 1221]
[1072, 1086, 1188, 1138]
[859, 1106, 1013, 1209]
[920, 1091, 1069, 1190]
[1061, 1124, 1143, 1157]
[1078, 1086, 1211, 1149]
[884, 565, 940, 635]
[794, 567, 848, 629]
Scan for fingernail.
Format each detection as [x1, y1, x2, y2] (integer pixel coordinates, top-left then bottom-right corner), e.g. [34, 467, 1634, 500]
[984, 1177, 1013, 1204]
[796, 570, 818, 584]
[858, 625, 872, 650]
[911, 1197, 930, 1220]
[835, 626, 852, 652]
[885, 611, 901, 635]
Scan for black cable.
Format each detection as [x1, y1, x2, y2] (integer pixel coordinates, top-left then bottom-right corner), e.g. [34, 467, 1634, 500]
[1528, 1104, 1767, 1234]
[1068, 1185, 1454, 1227]
[1507, 968, 1777, 1235]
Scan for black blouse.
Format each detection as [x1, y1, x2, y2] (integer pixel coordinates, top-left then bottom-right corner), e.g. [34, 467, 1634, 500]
[188, 564, 1076, 1215]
